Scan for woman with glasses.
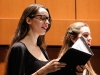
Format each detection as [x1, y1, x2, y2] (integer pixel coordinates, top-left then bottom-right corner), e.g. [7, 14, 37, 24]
[4, 4, 66, 75]
[57, 22, 97, 75]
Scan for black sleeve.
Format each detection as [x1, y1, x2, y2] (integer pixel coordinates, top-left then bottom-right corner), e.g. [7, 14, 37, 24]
[7, 43, 26, 75]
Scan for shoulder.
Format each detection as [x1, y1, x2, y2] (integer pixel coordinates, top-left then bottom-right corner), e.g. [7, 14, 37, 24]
[12, 42, 25, 49]
[12, 42, 25, 47]
[11, 42, 27, 53]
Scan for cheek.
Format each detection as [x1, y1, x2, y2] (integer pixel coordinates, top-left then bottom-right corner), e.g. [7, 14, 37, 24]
[84, 38, 87, 42]
[31, 20, 41, 28]
[31, 20, 39, 25]
[71, 37, 78, 43]
[74, 38, 78, 43]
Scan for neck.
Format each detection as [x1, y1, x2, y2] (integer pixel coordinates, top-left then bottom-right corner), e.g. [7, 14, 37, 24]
[21, 32, 39, 46]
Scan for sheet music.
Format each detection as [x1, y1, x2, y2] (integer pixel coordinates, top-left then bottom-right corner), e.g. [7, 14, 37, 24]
[72, 38, 91, 54]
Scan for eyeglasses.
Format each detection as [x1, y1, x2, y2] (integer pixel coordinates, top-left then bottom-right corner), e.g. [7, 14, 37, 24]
[29, 15, 50, 24]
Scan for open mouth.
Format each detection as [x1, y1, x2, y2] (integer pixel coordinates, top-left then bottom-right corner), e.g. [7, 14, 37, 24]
[87, 43, 91, 47]
[42, 27, 47, 30]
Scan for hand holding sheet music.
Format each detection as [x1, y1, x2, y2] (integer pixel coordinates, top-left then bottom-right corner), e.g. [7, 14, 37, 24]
[59, 37, 94, 65]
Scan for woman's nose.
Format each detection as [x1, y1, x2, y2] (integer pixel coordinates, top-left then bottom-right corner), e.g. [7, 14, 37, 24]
[45, 19, 50, 24]
[88, 36, 92, 41]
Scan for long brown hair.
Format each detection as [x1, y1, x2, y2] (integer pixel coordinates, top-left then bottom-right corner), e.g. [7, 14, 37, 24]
[4, 4, 52, 75]
[58, 22, 97, 75]
[11, 4, 52, 48]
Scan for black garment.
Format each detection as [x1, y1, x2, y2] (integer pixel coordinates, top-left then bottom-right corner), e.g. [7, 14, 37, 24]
[7, 42, 50, 75]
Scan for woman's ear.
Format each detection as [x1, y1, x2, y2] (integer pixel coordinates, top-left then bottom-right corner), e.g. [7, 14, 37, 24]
[70, 35, 77, 43]
[26, 17, 32, 25]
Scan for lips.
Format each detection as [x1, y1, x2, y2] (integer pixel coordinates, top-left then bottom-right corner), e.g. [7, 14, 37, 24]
[42, 26, 47, 30]
[87, 43, 91, 47]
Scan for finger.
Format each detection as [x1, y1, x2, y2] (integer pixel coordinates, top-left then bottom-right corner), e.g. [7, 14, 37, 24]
[57, 65, 65, 68]
[53, 65, 61, 71]
[57, 65, 66, 68]
[77, 65, 84, 70]
[49, 59, 59, 64]
[76, 65, 83, 73]
[80, 65, 86, 69]
[76, 72, 82, 75]
[55, 67, 61, 71]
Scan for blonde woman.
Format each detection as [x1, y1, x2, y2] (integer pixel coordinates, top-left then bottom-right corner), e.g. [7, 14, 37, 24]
[58, 22, 97, 75]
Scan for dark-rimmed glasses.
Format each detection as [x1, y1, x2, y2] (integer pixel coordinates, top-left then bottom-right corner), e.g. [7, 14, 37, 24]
[29, 15, 50, 24]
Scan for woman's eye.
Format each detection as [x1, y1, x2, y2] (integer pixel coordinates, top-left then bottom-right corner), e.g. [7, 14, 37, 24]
[37, 15, 50, 22]
[83, 34, 88, 38]
[39, 16, 45, 20]
[39, 16, 42, 19]
[41, 17, 46, 20]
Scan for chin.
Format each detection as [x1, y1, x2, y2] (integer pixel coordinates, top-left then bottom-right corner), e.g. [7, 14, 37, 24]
[40, 33, 46, 35]
[88, 44, 91, 47]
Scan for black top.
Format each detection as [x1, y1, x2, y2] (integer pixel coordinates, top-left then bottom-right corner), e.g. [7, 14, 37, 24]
[7, 42, 81, 75]
[7, 42, 50, 75]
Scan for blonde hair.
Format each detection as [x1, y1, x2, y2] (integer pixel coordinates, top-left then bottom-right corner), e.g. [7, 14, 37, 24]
[58, 22, 97, 75]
